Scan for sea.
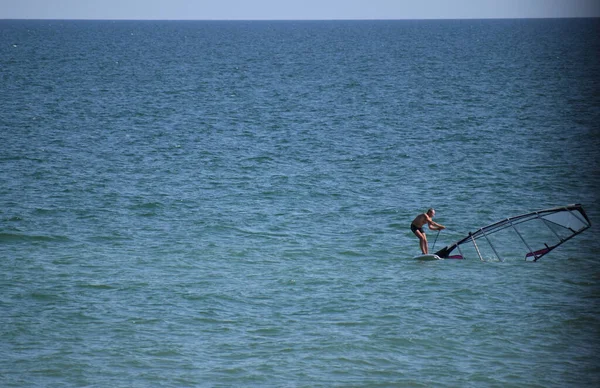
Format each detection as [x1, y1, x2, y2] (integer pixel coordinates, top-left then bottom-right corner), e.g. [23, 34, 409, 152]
[1, 18, 599, 387]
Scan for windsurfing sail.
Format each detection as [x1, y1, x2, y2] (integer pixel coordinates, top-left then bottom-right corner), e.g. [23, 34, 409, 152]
[435, 204, 591, 262]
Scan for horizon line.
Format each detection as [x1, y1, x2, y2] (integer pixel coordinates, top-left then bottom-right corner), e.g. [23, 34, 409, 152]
[2, 16, 599, 22]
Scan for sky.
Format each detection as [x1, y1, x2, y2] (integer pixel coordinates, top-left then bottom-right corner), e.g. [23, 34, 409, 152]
[1, 0, 599, 20]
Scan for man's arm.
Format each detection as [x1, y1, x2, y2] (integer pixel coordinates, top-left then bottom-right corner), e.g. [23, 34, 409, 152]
[426, 216, 445, 230]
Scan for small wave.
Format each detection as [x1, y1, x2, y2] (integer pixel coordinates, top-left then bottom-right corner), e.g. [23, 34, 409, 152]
[29, 291, 61, 301]
[33, 208, 62, 215]
[246, 155, 274, 163]
[87, 235, 131, 242]
[0, 233, 70, 243]
[129, 201, 164, 210]
[0, 155, 44, 163]
[76, 283, 115, 290]
[338, 250, 365, 257]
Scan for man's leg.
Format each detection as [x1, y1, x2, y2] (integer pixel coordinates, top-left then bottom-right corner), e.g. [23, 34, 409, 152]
[415, 230, 428, 254]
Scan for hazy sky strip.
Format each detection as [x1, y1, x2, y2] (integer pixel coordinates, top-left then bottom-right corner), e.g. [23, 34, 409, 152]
[1, 0, 599, 20]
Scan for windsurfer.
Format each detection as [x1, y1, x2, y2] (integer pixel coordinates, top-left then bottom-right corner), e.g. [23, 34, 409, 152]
[411, 208, 446, 254]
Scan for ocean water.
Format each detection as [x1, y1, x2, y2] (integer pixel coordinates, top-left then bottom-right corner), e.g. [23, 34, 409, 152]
[1, 19, 599, 387]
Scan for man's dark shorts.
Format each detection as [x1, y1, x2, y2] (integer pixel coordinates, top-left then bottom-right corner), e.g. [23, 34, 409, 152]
[411, 224, 424, 235]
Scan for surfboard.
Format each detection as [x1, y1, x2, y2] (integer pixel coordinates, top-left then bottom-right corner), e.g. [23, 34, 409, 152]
[413, 254, 443, 261]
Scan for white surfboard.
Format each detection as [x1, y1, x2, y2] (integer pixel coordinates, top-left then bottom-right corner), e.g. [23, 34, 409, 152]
[412, 254, 443, 261]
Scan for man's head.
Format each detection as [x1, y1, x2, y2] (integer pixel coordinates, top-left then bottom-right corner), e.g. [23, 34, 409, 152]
[427, 208, 435, 217]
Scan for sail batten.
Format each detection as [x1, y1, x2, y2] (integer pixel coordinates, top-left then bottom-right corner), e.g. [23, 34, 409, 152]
[435, 204, 591, 262]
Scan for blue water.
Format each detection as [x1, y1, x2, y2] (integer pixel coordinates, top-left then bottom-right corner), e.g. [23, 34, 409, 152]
[1, 19, 600, 387]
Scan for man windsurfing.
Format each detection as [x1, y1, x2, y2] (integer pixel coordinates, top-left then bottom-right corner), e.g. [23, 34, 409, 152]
[411, 208, 445, 254]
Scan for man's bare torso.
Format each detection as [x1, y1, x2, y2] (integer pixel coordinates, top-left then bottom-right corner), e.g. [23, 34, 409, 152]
[411, 213, 429, 228]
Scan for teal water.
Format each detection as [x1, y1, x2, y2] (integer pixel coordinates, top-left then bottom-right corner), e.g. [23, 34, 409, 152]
[1, 19, 599, 386]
